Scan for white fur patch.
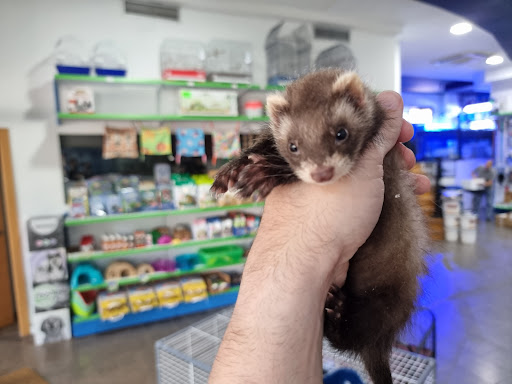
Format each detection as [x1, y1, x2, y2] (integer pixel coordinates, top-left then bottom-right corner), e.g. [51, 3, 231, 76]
[266, 93, 289, 122]
[332, 71, 365, 106]
[296, 154, 354, 184]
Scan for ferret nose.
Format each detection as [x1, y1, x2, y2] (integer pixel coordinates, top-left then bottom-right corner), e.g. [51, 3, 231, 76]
[311, 166, 334, 183]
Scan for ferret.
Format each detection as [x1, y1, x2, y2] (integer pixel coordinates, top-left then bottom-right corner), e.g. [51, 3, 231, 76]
[211, 69, 428, 384]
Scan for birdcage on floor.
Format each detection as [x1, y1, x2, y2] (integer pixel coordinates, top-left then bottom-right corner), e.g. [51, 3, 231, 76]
[155, 308, 436, 384]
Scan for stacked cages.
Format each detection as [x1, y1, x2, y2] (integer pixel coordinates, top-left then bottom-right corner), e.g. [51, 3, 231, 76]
[155, 308, 436, 384]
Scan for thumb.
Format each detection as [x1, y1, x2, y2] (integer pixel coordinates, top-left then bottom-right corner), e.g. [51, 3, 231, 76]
[375, 91, 404, 156]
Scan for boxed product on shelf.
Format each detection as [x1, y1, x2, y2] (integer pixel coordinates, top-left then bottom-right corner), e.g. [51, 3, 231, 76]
[67, 184, 89, 218]
[178, 89, 238, 116]
[157, 184, 174, 210]
[120, 186, 142, 213]
[192, 174, 216, 208]
[221, 217, 233, 237]
[172, 174, 198, 209]
[139, 180, 159, 211]
[128, 286, 159, 313]
[207, 217, 223, 239]
[155, 281, 183, 308]
[66, 87, 95, 114]
[203, 272, 231, 294]
[180, 277, 208, 303]
[230, 212, 248, 236]
[192, 218, 209, 240]
[98, 291, 130, 321]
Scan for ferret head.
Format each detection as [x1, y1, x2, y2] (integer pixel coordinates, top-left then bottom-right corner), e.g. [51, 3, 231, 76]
[266, 69, 383, 184]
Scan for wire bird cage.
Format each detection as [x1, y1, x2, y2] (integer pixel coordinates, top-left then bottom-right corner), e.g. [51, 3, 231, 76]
[315, 44, 357, 71]
[265, 23, 313, 85]
[155, 308, 436, 384]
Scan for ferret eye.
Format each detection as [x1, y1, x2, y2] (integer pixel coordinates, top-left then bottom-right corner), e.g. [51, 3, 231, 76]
[289, 143, 298, 153]
[336, 128, 348, 142]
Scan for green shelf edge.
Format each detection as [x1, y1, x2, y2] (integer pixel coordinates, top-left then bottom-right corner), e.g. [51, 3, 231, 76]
[55, 74, 264, 90]
[67, 234, 256, 263]
[72, 262, 245, 292]
[58, 113, 269, 122]
[72, 286, 240, 324]
[65, 202, 265, 227]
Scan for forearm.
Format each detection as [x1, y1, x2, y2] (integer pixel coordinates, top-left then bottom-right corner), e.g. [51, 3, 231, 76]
[209, 218, 335, 384]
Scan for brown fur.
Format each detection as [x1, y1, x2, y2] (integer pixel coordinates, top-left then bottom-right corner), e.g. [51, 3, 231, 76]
[211, 69, 428, 384]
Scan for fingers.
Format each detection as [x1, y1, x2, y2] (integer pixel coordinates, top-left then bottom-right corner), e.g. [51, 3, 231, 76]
[398, 119, 414, 143]
[414, 174, 431, 195]
[395, 143, 416, 170]
[376, 91, 404, 155]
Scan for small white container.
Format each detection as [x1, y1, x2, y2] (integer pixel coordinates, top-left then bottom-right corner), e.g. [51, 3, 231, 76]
[461, 229, 477, 244]
[461, 212, 477, 230]
[244, 100, 263, 118]
[443, 214, 459, 227]
[444, 226, 459, 242]
[442, 201, 461, 216]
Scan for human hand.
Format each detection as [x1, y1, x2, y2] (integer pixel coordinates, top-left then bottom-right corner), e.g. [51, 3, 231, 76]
[253, 91, 430, 286]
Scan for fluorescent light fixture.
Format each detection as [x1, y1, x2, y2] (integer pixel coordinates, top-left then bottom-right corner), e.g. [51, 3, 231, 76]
[425, 122, 454, 131]
[450, 22, 472, 35]
[469, 119, 496, 130]
[462, 101, 493, 114]
[406, 107, 433, 125]
[486, 55, 504, 65]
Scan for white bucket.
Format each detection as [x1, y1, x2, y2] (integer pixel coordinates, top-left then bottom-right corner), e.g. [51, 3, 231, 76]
[461, 212, 477, 230]
[442, 201, 461, 216]
[461, 229, 477, 244]
[444, 226, 459, 242]
[444, 214, 459, 227]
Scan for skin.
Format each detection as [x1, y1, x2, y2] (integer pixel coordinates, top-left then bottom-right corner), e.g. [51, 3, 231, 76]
[209, 91, 431, 384]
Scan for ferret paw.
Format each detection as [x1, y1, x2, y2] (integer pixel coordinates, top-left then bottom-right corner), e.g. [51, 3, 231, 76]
[234, 160, 279, 199]
[211, 156, 253, 195]
[324, 285, 345, 334]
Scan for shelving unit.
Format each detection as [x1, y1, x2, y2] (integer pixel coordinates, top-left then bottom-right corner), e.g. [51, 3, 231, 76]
[55, 74, 284, 91]
[72, 288, 239, 338]
[58, 113, 269, 122]
[68, 234, 255, 263]
[72, 262, 245, 292]
[65, 202, 264, 227]
[56, 74, 267, 338]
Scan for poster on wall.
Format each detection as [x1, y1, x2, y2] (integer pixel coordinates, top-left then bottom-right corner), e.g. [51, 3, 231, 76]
[32, 308, 72, 346]
[30, 248, 68, 284]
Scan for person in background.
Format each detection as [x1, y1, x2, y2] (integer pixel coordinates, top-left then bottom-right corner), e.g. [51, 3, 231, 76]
[472, 160, 495, 221]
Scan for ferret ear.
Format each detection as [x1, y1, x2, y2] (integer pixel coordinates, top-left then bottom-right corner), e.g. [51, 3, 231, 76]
[332, 71, 365, 107]
[266, 93, 289, 125]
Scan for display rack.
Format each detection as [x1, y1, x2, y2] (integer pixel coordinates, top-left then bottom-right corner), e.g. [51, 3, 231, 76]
[65, 202, 264, 227]
[72, 262, 245, 292]
[73, 288, 239, 338]
[67, 234, 255, 263]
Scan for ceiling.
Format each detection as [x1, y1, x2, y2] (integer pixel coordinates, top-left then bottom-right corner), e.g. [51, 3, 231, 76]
[171, 0, 509, 83]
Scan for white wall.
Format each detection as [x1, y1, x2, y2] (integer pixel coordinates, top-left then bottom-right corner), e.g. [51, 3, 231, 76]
[0, 0, 400, 335]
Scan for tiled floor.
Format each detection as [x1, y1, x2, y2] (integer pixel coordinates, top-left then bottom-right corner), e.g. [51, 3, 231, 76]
[0, 222, 511, 384]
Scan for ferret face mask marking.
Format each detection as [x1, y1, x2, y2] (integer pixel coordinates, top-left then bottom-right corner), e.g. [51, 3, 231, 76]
[267, 71, 378, 185]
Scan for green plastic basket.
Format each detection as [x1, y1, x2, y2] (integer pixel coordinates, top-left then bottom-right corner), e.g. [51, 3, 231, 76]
[198, 245, 244, 268]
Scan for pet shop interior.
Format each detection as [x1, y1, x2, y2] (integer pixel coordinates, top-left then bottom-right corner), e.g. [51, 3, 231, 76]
[0, 1, 511, 383]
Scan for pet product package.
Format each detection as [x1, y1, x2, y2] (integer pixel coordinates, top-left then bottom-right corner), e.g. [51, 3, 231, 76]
[67, 185, 89, 218]
[155, 281, 183, 308]
[172, 174, 198, 209]
[192, 174, 216, 208]
[102, 127, 139, 159]
[192, 218, 209, 240]
[174, 128, 206, 164]
[140, 126, 172, 156]
[97, 291, 130, 320]
[179, 89, 238, 116]
[66, 87, 95, 114]
[33, 282, 70, 313]
[27, 216, 65, 251]
[212, 128, 241, 165]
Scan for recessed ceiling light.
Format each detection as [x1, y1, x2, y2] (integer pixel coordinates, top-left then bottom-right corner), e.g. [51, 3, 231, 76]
[450, 22, 472, 35]
[486, 55, 504, 65]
